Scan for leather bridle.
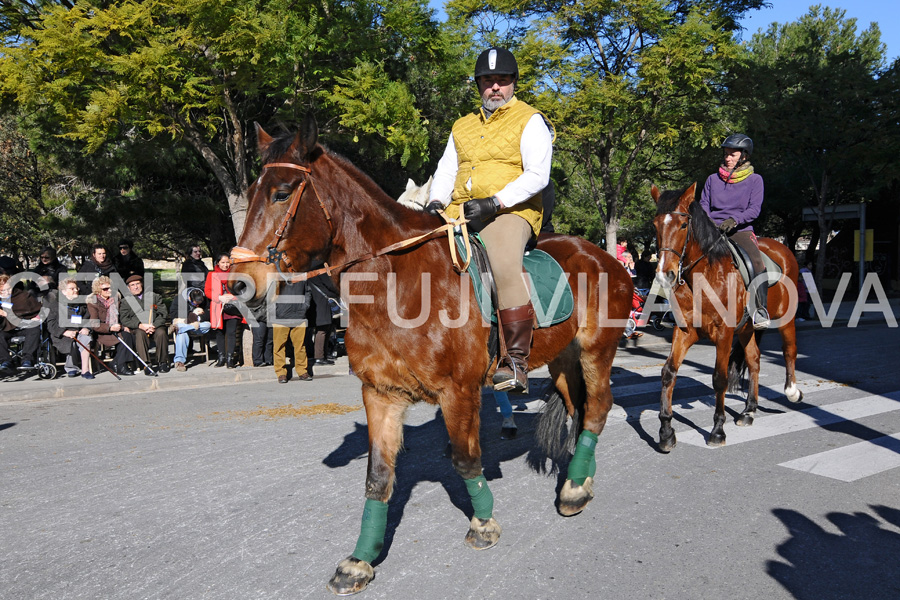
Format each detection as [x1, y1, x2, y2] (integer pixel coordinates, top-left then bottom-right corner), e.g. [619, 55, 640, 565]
[231, 161, 471, 282]
[231, 162, 332, 280]
[658, 211, 705, 288]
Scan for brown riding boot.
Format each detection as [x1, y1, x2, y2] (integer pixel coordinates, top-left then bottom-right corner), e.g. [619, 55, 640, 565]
[493, 303, 535, 394]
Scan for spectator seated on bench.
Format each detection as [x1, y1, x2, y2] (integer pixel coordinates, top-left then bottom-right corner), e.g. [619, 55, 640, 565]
[120, 275, 170, 374]
[45, 277, 94, 379]
[170, 287, 211, 372]
[86, 275, 136, 377]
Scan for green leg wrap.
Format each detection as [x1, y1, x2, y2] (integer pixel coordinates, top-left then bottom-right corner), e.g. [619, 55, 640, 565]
[464, 474, 494, 520]
[567, 430, 598, 486]
[351, 499, 388, 564]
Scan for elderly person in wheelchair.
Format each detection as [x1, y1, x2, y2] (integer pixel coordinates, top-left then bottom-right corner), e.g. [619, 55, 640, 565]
[0, 274, 43, 376]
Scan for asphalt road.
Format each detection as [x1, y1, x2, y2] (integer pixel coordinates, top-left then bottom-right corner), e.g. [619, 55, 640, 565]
[2, 318, 899, 600]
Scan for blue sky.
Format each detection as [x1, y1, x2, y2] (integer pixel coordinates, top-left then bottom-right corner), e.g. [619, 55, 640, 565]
[741, 1, 898, 62]
[428, 1, 899, 63]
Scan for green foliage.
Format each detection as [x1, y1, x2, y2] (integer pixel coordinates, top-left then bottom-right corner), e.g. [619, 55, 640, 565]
[0, 0, 456, 236]
[736, 6, 894, 278]
[331, 60, 430, 170]
[0, 113, 51, 255]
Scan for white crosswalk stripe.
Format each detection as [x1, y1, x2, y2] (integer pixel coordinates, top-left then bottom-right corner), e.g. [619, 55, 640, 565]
[674, 390, 900, 448]
[526, 369, 900, 482]
[779, 432, 900, 482]
[606, 377, 849, 424]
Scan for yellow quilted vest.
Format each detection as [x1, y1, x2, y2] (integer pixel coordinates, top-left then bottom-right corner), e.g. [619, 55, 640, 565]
[447, 97, 553, 236]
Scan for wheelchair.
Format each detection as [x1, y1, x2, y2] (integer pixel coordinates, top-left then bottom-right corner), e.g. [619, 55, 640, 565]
[5, 326, 58, 380]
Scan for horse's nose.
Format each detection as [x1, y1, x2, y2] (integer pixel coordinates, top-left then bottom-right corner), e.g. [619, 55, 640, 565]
[229, 280, 247, 296]
[656, 270, 675, 287]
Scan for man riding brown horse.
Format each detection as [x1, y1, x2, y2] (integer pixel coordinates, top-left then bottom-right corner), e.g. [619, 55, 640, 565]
[425, 47, 555, 393]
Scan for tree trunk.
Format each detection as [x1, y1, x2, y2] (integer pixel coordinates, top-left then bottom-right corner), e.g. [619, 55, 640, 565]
[605, 219, 619, 256]
[177, 116, 249, 238]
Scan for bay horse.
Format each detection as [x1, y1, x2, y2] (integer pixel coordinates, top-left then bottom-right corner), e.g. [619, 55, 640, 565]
[651, 183, 803, 452]
[230, 116, 632, 594]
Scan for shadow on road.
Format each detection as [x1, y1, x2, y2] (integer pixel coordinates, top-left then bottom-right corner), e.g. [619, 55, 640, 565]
[619, 321, 900, 454]
[321, 385, 570, 563]
[766, 504, 900, 599]
[0, 422, 15, 433]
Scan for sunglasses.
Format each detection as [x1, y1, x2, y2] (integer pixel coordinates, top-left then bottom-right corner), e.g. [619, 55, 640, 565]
[119, 246, 130, 250]
[100, 287, 111, 291]
[40, 255, 51, 259]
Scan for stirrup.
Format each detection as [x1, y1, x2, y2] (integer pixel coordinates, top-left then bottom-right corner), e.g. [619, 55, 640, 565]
[752, 308, 770, 330]
[493, 360, 529, 394]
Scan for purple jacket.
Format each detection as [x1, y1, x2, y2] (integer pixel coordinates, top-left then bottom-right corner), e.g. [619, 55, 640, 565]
[699, 172, 764, 233]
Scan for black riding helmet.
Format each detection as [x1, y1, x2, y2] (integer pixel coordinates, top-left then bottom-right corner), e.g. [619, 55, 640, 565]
[721, 133, 753, 167]
[721, 133, 753, 155]
[474, 48, 518, 81]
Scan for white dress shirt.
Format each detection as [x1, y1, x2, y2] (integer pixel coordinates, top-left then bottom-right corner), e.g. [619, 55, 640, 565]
[430, 111, 552, 209]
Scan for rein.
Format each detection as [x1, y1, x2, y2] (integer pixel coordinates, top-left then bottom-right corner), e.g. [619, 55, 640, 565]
[231, 162, 471, 282]
[658, 211, 704, 288]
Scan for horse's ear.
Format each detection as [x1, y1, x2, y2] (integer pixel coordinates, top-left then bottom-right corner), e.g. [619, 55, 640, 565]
[295, 113, 319, 156]
[678, 182, 698, 210]
[650, 184, 660, 204]
[255, 122, 274, 155]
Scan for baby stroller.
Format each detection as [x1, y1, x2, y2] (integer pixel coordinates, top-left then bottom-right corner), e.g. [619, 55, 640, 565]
[5, 327, 58, 379]
[629, 286, 677, 334]
[623, 289, 648, 339]
[624, 287, 680, 339]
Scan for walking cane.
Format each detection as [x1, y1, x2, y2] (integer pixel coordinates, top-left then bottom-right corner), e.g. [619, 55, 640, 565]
[74, 336, 121, 381]
[115, 332, 157, 376]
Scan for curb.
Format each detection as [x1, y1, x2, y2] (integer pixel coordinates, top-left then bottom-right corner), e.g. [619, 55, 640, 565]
[3, 313, 893, 405]
[0, 359, 352, 405]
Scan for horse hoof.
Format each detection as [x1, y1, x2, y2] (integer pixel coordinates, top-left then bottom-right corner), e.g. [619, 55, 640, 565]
[558, 477, 594, 516]
[735, 413, 755, 427]
[659, 435, 677, 453]
[707, 433, 726, 447]
[785, 384, 803, 403]
[464, 516, 501, 550]
[326, 557, 374, 596]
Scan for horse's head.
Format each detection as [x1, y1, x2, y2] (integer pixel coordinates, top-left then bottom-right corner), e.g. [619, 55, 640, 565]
[230, 116, 331, 304]
[651, 182, 697, 287]
[396, 177, 432, 211]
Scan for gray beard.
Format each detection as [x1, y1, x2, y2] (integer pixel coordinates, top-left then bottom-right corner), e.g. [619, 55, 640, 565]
[482, 95, 510, 112]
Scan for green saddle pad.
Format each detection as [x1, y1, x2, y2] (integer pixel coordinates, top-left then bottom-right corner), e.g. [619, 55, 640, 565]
[454, 233, 574, 328]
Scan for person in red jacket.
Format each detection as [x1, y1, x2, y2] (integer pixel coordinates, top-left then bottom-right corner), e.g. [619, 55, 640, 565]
[205, 253, 244, 368]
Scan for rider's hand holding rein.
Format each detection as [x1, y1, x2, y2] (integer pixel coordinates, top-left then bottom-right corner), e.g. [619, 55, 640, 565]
[463, 196, 502, 231]
[718, 217, 737, 233]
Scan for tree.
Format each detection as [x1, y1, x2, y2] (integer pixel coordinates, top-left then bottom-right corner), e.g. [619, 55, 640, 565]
[445, 0, 760, 251]
[1, 0, 450, 238]
[0, 113, 57, 259]
[737, 6, 892, 284]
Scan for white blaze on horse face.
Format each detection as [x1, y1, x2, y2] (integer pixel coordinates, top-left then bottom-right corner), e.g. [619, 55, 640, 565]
[655, 270, 670, 287]
[663, 214, 672, 225]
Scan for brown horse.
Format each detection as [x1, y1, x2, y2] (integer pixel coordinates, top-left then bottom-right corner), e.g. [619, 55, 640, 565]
[651, 183, 803, 451]
[229, 116, 632, 594]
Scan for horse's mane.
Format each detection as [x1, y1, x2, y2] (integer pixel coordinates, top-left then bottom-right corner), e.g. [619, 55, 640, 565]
[262, 129, 400, 210]
[655, 187, 731, 263]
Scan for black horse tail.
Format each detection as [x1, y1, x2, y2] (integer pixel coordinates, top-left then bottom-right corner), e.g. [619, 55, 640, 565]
[535, 383, 584, 465]
[728, 330, 766, 394]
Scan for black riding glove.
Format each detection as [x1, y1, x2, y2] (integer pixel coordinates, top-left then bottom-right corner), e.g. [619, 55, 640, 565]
[718, 217, 737, 233]
[424, 201, 444, 216]
[463, 196, 501, 232]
